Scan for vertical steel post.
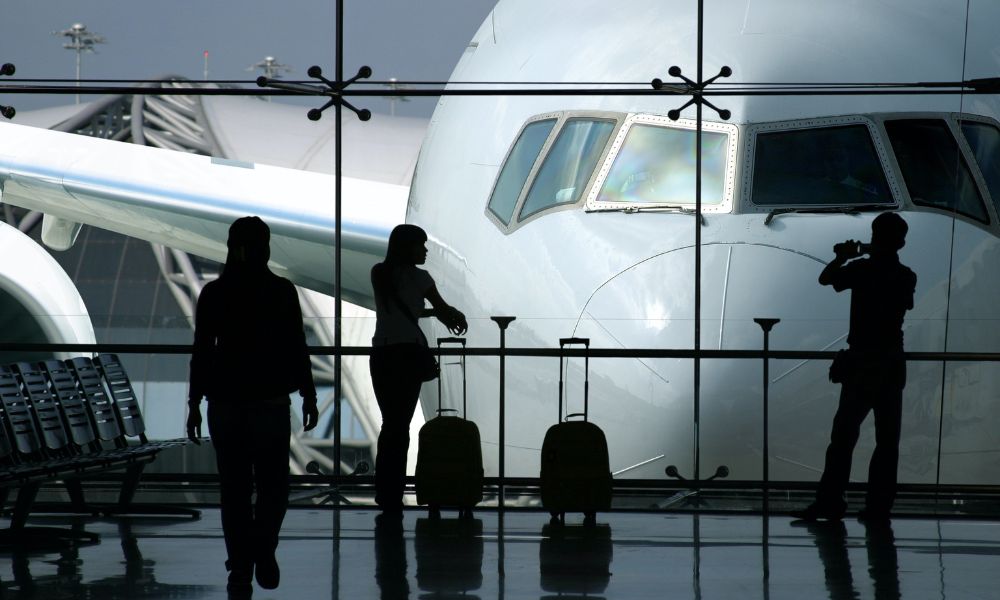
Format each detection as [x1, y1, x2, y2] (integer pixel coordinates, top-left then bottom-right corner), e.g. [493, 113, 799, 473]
[754, 318, 778, 590]
[491, 316, 514, 582]
[490, 316, 515, 511]
[753, 318, 779, 513]
[693, 0, 704, 482]
[333, 0, 344, 486]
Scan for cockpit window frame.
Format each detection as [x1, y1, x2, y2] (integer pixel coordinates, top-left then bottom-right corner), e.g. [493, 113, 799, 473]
[743, 115, 902, 213]
[485, 111, 625, 234]
[873, 112, 993, 227]
[484, 112, 563, 232]
[584, 114, 739, 214]
[949, 112, 1000, 227]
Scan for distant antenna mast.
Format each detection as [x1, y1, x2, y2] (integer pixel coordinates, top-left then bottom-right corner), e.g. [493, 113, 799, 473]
[247, 56, 292, 102]
[53, 23, 106, 104]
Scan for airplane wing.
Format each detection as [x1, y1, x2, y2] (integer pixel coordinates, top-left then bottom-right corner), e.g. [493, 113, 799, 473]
[0, 119, 407, 309]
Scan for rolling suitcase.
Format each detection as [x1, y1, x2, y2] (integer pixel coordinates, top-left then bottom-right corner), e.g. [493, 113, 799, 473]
[415, 337, 484, 518]
[540, 337, 612, 526]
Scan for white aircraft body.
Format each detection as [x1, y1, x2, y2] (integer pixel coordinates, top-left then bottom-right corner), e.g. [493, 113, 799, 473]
[1, 0, 999, 485]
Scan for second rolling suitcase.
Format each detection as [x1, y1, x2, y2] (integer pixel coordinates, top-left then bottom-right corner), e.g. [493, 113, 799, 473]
[540, 337, 612, 526]
[415, 337, 484, 518]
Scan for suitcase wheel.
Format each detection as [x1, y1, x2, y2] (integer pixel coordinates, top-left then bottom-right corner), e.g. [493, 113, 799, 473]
[584, 512, 597, 527]
[549, 512, 564, 526]
[459, 508, 474, 520]
[428, 505, 441, 520]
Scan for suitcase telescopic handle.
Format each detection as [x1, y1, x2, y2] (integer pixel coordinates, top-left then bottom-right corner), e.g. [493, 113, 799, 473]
[436, 336, 468, 418]
[558, 337, 590, 423]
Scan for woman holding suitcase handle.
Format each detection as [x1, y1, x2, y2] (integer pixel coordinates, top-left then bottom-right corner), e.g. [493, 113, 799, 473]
[370, 224, 468, 515]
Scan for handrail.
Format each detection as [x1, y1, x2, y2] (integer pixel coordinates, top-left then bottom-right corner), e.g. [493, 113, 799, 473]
[2, 341, 999, 362]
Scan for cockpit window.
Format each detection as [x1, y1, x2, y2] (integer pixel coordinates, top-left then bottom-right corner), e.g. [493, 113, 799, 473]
[751, 125, 893, 206]
[960, 120, 1000, 217]
[596, 124, 728, 205]
[885, 119, 988, 223]
[487, 118, 556, 225]
[518, 118, 615, 219]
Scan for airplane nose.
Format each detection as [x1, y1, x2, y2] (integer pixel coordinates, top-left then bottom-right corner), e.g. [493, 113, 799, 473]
[571, 243, 846, 481]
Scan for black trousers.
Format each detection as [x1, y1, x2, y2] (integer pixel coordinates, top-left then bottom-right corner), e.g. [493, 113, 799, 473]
[208, 400, 291, 570]
[370, 344, 424, 509]
[816, 358, 905, 513]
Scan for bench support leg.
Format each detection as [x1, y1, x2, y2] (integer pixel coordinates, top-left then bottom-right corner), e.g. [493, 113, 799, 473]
[0, 482, 99, 548]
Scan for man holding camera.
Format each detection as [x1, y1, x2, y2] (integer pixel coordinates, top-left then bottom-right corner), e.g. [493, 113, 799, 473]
[795, 212, 917, 522]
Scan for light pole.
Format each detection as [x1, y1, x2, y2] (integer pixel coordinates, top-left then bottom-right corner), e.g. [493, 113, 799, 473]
[53, 23, 106, 104]
[385, 77, 410, 116]
[247, 57, 292, 102]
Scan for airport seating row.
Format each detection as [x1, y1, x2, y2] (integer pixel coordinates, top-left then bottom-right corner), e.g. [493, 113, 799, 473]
[0, 354, 191, 545]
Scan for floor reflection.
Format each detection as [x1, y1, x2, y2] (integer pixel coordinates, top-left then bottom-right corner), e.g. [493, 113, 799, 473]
[800, 520, 900, 600]
[414, 516, 483, 599]
[0, 519, 214, 599]
[374, 512, 410, 600]
[539, 523, 613, 600]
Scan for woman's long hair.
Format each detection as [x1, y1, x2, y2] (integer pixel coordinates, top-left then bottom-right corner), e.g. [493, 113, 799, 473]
[372, 224, 427, 296]
[222, 216, 271, 279]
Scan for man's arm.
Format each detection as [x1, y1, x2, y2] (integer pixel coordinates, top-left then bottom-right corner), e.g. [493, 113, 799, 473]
[819, 240, 862, 288]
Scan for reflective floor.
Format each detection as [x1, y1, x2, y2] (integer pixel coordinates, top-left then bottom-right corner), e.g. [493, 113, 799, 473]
[2, 506, 1000, 599]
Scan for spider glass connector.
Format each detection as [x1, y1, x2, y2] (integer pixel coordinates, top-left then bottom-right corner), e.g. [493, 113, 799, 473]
[1, 62, 15, 119]
[256, 64, 372, 122]
[652, 65, 732, 121]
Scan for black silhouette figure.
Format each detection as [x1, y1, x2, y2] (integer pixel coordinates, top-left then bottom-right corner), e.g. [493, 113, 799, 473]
[370, 224, 467, 513]
[187, 216, 319, 596]
[796, 212, 916, 522]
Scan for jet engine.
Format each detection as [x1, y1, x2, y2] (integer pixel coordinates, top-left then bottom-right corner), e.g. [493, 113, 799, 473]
[0, 218, 96, 362]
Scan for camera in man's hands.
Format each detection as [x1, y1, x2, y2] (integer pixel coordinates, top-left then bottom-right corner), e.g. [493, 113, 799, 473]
[833, 240, 870, 258]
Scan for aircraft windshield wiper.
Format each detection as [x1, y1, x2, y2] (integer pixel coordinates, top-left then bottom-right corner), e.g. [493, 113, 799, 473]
[590, 204, 706, 224]
[764, 204, 891, 226]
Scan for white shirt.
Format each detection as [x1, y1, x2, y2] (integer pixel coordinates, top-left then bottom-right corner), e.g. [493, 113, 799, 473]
[372, 265, 434, 346]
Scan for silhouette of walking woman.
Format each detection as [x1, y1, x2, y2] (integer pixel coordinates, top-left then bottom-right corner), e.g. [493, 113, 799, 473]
[795, 212, 916, 522]
[370, 224, 467, 514]
[187, 216, 319, 596]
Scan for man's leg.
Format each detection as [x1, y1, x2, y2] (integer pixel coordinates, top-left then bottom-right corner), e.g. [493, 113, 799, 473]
[813, 383, 870, 516]
[866, 383, 903, 516]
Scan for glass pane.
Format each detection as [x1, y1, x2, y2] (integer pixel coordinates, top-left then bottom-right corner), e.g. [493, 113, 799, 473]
[960, 121, 1000, 217]
[519, 119, 615, 219]
[597, 124, 728, 205]
[487, 119, 556, 225]
[885, 119, 988, 222]
[752, 125, 893, 206]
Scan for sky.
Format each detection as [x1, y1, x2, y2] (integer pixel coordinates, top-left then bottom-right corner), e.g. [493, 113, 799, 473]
[1, 0, 498, 116]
